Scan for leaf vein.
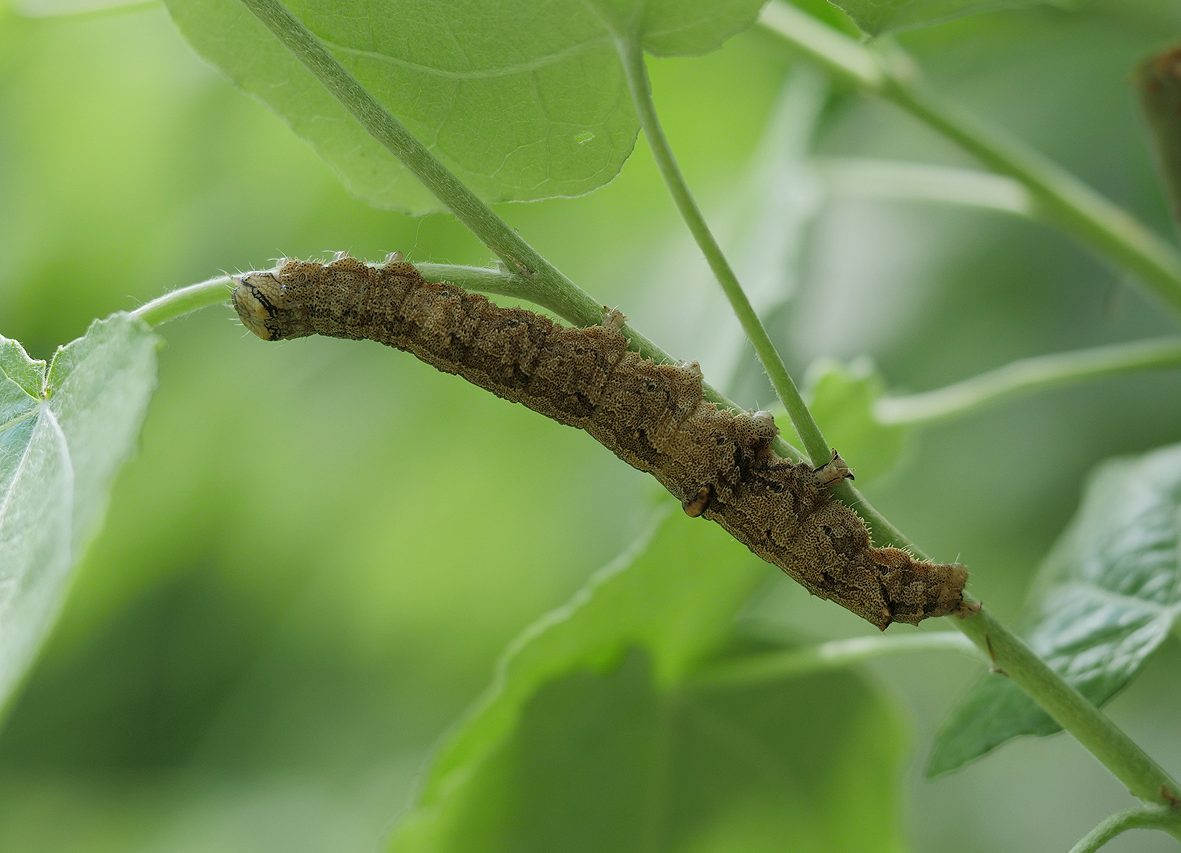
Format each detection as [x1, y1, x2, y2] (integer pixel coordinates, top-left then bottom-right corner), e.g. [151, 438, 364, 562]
[314, 32, 612, 81]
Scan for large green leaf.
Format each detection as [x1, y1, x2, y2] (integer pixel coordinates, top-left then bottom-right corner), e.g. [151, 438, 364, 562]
[390, 510, 906, 850]
[928, 442, 1181, 775]
[393, 649, 907, 852]
[401, 510, 763, 807]
[163, 0, 766, 213]
[822, 0, 1068, 35]
[0, 316, 158, 716]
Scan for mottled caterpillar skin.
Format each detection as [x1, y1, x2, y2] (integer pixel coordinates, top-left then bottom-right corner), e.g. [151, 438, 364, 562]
[233, 255, 967, 629]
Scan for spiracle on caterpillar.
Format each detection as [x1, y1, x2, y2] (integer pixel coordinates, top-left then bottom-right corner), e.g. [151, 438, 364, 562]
[232, 252, 968, 629]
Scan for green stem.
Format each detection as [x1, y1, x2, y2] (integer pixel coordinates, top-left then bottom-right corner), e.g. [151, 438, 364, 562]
[877, 337, 1181, 425]
[691, 632, 978, 691]
[956, 602, 1179, 806]
[415, 264, 572, 313]
[1068, 806, 1181, 853]
[132, 266, 558, 333]
[831, 486, 1181, 807]
[818, 159, 1036, 218]
[616, 36, 829, 468]
[759, 1, 1181, 320]
[131, 276, 231, 327]
[234, 0, 807, 464]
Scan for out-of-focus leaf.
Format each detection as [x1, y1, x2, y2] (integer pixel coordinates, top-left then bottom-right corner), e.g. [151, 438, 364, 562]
[928, 442, 1181, 775]
[392, 648, 907, 852]
[390, 510, 906, 851]
[393, 510, 762, 826]
[163, 0, 765, 213]
[820, 0, 1070, 36]
[0, 316, 157, 717]
[775, 358, 906, 484]
[784, 0, 863, 34]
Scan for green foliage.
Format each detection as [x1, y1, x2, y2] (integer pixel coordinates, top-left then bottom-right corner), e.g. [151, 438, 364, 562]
[825, 0, 1069, 35]
[929, 442, 1181, 775]
[163, 0, 763, 213]
[392, 511, 906, 851]
[0, 316, 157, 717]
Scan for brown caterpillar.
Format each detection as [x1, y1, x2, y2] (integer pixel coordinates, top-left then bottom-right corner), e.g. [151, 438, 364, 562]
[232, 254, 967, 629]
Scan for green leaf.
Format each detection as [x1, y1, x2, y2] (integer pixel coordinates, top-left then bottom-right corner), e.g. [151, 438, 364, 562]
[0, 339, 46, 399]
[0, 316, 158, 716]
[776, 358, 906, 484]
[928, 442, 1181, 776]
[401, 509, 763, 804]
[390, 510, 906, 851]
[163, 0, 765, 213]
[822, 0, 1070, 36]
[394, 649, 907, 852]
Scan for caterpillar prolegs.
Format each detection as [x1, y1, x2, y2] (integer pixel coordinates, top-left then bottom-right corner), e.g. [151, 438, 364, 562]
[232, 254, 968, 629]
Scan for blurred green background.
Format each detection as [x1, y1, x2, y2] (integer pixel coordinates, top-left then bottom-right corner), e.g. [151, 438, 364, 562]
[1, 0, 1180, 850]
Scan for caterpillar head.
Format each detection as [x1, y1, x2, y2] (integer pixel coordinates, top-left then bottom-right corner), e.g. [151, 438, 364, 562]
[231, 271, 288, 340]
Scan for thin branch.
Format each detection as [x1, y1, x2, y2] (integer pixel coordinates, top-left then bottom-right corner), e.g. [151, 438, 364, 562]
[1068, 805, 1181, 853]
[817, 158, 1037, 218]
[877, 337, 1181, 425]
[954, 603, 1180, 807]
[415, 264, 572, 312]
[759, 1, 1181, 320]
[615, 36, 829, 467]
[131, 276, 232, 327]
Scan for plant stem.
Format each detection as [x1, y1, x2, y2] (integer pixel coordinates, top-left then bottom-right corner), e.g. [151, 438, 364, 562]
[953, 603, 1181, 806]
[877, 337, 1181, 425]
[758, 1, 1181, 320]
[818, 159, 1036, 217]
[415, 264, 573, 313]
[234, 0, 809, 462]
[691, 632, 978, 691]
[1068, 805, 1181, 852]
[616, 36, 830, 468]
[131, 275, 231, 327]
[827, 481, 1181, 807]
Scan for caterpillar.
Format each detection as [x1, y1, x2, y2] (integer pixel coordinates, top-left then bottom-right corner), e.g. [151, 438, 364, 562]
[232, 253, 967, 629]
